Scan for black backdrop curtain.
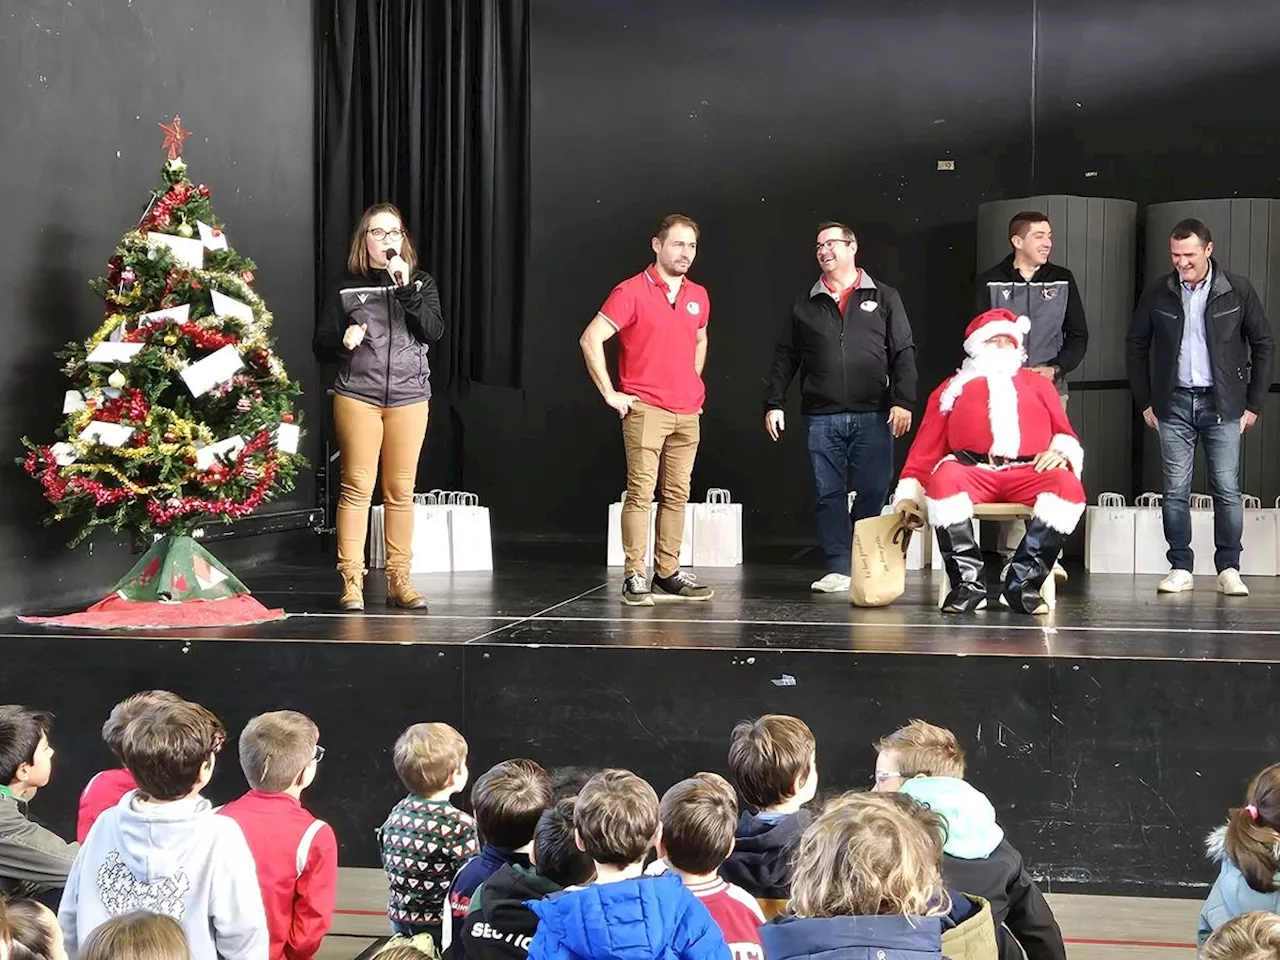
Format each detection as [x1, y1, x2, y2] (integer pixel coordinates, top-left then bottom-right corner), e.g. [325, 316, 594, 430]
[317, 0, 529, 391]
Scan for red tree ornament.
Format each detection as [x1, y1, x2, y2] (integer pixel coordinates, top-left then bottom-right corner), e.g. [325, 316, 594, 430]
[158, 115, 193, 161]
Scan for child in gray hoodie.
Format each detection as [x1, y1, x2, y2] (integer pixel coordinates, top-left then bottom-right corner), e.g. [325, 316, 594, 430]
[58, 700, 267, 960]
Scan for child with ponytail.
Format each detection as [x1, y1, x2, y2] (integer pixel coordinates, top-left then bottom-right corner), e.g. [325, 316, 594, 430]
[1199, 762, 1280, 946]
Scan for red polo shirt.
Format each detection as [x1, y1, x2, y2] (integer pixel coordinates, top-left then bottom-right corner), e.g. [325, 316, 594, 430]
[822, 270, 861, 314]
[599, 265, 710, 414]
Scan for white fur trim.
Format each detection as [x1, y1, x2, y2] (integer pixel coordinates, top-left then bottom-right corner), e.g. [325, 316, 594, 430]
[891, 477, 926, 508]
[986, 376, 1021, 458]
[1206, 826, 1227, 863]
[962, 315, 1031, 357]
[926, 492, 974, 528]
[1033, 492, 1085, 534]
[1049, 433, 1084, 476]
[939, 369, 978, 413]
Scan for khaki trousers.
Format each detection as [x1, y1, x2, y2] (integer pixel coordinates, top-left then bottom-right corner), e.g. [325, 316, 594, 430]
[333, 394, 430, 575]
[999, 392, 1071, 558]
[621, 401, 700, 578]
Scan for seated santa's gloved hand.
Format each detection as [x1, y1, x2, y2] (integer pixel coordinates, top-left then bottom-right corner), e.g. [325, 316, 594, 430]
[894, 499, 927, 530]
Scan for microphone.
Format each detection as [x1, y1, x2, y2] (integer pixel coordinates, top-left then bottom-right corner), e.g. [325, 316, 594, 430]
[385, 249, 404, 285]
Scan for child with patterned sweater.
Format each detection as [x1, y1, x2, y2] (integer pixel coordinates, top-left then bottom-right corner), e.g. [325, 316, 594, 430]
[378, 723, 477, 945]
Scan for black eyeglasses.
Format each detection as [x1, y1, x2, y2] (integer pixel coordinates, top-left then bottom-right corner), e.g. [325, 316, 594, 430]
[367, 227, 404, 242]
[314, 744, 326, 763]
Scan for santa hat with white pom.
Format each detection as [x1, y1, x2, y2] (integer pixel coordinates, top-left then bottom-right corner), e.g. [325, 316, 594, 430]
[962, 307, 1031, 358]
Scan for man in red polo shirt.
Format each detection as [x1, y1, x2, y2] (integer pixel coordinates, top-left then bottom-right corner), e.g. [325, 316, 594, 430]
[579, 214, 714, 605]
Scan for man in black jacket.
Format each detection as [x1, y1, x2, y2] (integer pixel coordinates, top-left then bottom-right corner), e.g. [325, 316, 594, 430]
[1127, 218, 1275, 597]
[976, 211, 1088, 578]
[764, 222, 917, 593]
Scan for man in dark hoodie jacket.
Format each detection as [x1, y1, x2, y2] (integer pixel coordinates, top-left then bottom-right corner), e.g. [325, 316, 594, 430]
[720, 715, 818, 915]
[975, 211, 1088, 576]
[463, 799, 594, 960]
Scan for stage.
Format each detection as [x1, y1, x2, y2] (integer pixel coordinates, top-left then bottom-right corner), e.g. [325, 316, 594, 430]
[6, 551, 1278, 901]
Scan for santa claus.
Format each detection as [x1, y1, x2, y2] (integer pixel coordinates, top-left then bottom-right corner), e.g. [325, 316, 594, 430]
[892, 307, 1086, 614]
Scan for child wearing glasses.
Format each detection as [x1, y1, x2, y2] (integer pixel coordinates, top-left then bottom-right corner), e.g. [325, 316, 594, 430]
[220, 710, 337, 960]
[871, 719, 1065, 960]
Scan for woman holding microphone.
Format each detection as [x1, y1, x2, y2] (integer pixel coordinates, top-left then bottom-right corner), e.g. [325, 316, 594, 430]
[313, 203, 444, 611]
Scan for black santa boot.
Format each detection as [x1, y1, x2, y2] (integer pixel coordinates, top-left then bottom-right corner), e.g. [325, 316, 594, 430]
[934, 519, 988, 613]
[1001, 517, 1065, 615]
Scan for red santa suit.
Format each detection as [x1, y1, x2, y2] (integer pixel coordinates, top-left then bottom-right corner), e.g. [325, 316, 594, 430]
[892, 312, 1086, 535]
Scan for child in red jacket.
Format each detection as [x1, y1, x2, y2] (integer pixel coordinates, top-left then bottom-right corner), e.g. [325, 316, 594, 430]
[77, 690, 183, 841]
[220, 711, 338, 960]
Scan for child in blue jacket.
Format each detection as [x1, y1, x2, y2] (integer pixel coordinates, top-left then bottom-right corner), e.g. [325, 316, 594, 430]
[1199, 762, 1280, 947]
[526, 770, 728, 960]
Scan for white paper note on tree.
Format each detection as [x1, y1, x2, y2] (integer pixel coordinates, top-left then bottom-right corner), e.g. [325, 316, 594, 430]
[147, 232, 205, 270]
[79, 421, 134, 447]
[137, 303, 191, 330]
[210, 290, 254, 324]
[195, 435, 246, 471]
[180, 344, 243, 397]
[275, 422, 300, 454]
[85, 342, 144, 364]
[196, 220, 228, 251]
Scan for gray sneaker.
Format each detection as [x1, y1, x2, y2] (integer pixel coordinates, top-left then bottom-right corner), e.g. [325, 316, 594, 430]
[652, 570, 714, 601]
[622, 573, 654, 606]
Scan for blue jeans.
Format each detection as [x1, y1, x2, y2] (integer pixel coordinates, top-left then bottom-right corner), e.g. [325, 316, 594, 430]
[1158, 388, 1243, 573]
[806, 412, 894, 574]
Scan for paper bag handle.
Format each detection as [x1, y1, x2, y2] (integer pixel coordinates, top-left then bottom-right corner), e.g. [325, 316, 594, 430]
[456, 492, 480, 506]
[892, 523, 913, 556]
[1242, 494, 1262, 509]
[1136, 492, 1163, 507]
[413, 492, 439, 506]
[1096, 492, 1126, 507]
[1190, 493, 1214, 510]
[706, 488, 732, 504]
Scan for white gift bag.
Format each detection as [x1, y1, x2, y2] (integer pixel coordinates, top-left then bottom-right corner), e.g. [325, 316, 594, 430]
[1133, 492, 1169, 575]
[1189, 493, 1217, 576]
[447, 492, 494, 572]
[408, 492, 453, 573]
[881, 505, 928, 569]
[1084, 493, 1136, 574]
[691, 488, 744, 567]
[1240, 495, 1277, 576]
[606, 494, 692, 568]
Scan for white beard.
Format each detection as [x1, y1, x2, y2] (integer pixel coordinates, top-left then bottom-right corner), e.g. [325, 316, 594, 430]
[965, 346, 1024, 379]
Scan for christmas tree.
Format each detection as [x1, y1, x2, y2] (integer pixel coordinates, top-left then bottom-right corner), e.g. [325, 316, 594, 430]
[18, 117, 302, 625]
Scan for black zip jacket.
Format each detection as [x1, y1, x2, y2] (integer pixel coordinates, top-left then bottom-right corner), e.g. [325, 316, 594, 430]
[764, 272, 917, 414]
[974, 255, 1088, 386]
[1127, 260, 1275, 420]
[461, 863, 562, 960]
[942, 842, 1066, 960]
[312, 268, 445, 407]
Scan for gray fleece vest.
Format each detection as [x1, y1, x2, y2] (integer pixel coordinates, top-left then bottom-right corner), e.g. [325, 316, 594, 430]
[982, 280, 1070, 393]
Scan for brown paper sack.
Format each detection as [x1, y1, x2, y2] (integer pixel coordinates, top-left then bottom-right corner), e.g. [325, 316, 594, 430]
[850, 512, 911, 607]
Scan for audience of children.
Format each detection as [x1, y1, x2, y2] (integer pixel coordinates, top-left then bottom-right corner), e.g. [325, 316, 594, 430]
[525, 769, 728, 960]
[461, 797, 594, 960]
[2, 692, 1275, 959]
[57, 699, 268, 960]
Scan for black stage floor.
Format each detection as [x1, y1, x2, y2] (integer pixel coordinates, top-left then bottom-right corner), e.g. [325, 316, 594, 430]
[11, 553, 1280, 663]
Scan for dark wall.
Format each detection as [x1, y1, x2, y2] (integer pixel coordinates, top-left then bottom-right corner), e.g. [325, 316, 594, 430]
[0, 0, 317, 615]
[441, 0, 1280, 550]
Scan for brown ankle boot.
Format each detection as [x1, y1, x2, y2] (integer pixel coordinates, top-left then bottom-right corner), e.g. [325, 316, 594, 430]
[339, 569, 365, 611]
[387, 570, 427, 610]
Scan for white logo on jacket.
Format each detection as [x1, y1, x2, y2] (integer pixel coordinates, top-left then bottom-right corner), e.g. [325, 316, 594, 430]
[860, 300, 878, 312]
[96, 851, 191, 920]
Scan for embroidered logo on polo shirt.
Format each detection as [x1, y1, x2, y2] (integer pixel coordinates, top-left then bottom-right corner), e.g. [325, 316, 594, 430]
[358, 293, 370, 304]
[1001, 289, 1011, 300]
[860, 300, 878, 312]
[687, 302, 701, 316]
[1043, 287, 1059, 299]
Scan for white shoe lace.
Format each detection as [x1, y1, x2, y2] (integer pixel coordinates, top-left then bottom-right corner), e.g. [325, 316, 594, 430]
[625, 574, 649, 592]
[670, 571, 698, 587]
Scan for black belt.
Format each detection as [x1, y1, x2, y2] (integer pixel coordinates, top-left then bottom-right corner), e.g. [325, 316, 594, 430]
[955, 450, 1035, 467]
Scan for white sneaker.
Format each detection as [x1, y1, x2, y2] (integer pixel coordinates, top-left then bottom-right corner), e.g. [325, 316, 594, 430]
[1157, 569, 1195, 593]
[811, 572, 851, 594]
[1217, 569, 1250, 597]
